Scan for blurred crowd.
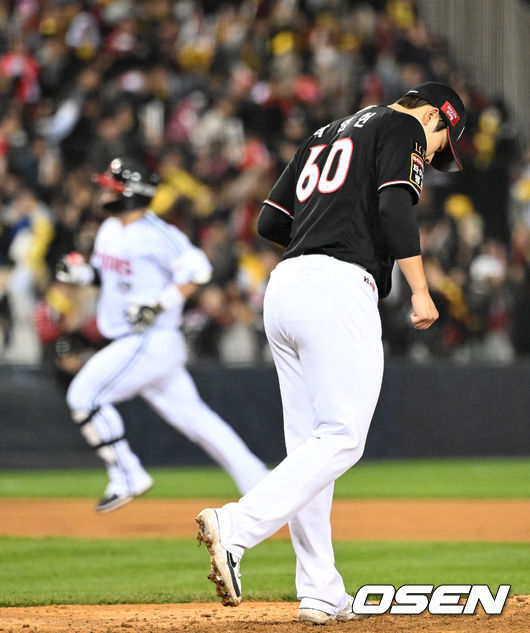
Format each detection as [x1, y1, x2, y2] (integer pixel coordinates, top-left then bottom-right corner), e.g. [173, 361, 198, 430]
[0, 0, 529, 382]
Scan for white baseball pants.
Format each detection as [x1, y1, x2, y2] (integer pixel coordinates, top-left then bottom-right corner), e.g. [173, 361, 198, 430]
[217, 255, 384, 613]
[67, 328, 267, 495]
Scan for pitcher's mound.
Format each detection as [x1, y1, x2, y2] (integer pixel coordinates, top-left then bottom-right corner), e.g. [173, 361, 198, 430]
[1, 598, 529, 633]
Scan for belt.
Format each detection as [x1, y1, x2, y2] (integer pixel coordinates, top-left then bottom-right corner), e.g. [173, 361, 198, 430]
[302, 248, 328, 256]
[301, 249, 367, 272]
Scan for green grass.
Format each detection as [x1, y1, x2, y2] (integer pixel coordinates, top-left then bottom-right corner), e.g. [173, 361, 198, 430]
[0, 537, 527, 606]
[0, 457, 529, 499]
[1, 459, 527, 607]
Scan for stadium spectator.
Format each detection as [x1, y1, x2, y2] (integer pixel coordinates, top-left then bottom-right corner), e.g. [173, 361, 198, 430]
[0, 0, 526, 367]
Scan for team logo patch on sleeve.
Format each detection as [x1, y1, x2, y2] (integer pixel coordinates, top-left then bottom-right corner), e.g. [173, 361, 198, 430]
[410, 153, 424, 190]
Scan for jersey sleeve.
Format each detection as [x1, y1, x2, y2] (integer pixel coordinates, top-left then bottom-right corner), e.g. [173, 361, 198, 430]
[375, 114, 427, 204]
[263, 160, 296, 219]
[170, 244, 212, 285]
[89, 218, 111, 270]
[150, 219, 212, 285]
[257, 203, 292, 247]
[378, 185, 421, 260]
[164, 228, 212, 285]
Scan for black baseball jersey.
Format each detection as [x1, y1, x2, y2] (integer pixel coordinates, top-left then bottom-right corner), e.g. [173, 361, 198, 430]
[263, 105, 426, 296]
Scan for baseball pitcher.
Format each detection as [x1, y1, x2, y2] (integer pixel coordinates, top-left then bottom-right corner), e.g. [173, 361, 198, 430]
[196, 82, 466, 622]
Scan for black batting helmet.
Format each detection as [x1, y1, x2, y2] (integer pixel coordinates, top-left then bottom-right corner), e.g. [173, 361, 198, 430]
[93, 157, 157, 213]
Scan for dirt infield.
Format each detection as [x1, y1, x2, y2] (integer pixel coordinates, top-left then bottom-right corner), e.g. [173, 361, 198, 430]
[2, 498, 529, 540]
[1, 598, 529, 633]
[1, 498, 529, 632]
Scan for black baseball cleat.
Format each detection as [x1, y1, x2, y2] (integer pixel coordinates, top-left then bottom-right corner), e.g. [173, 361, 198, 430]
[96, 492, 132, 513]
[196, 508, 242, 606]
[95, 475, 153, 513]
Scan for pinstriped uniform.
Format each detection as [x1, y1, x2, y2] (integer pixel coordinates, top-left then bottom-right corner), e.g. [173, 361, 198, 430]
[67, 211, 268, 498]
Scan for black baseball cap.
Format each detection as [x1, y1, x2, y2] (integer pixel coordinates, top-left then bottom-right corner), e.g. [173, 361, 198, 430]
[406, 82, 466, 172]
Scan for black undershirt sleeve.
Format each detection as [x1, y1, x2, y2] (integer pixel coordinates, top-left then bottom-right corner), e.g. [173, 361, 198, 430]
[256, 203, 292, 248]
[378, 185, 421, 260]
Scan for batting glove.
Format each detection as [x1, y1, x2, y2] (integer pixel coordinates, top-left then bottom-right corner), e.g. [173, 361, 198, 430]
[125, 303, 162, 332]
[56, 252, 95, 285]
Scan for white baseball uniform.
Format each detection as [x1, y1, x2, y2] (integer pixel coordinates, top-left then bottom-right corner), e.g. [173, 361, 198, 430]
[67, 211, 268, 496]
[198, 83, 462, 618]
[215, 255, 384, 612]
[207, 102, 437, 613]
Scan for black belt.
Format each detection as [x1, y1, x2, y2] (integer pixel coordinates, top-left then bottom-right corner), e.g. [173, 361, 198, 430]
[301, 250, 368, 272]
[302, 248, 328, 256]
